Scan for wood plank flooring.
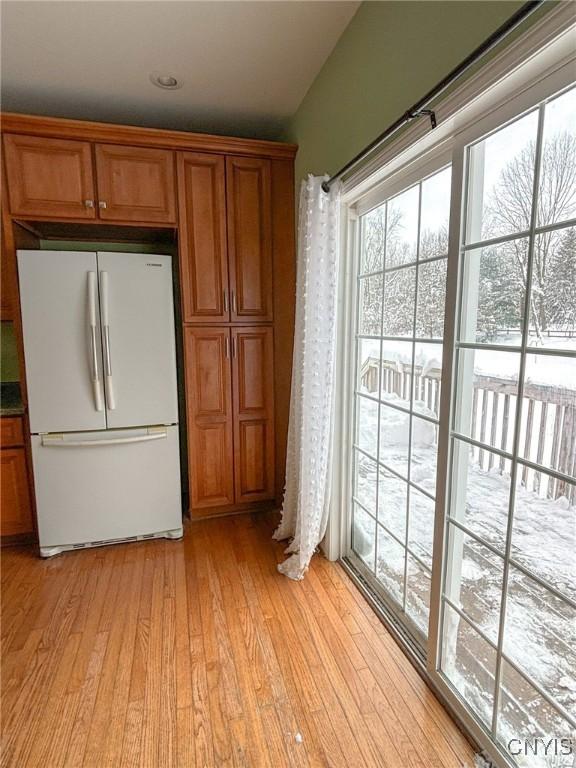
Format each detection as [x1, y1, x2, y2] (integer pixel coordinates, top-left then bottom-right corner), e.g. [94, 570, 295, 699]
[1, 512, 476, 767]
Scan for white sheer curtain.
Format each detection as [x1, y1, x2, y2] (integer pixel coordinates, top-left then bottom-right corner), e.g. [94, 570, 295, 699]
[273, 174, 340, 580]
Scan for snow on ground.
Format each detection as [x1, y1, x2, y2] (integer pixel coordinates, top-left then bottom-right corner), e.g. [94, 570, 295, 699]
[352, 364, 575, 759]
[473, 334, 576, 388]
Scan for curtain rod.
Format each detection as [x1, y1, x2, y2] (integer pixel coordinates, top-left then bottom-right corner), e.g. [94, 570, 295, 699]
[321, 0, 546, 193]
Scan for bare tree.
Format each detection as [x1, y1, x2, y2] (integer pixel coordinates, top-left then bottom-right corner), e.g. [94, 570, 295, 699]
[486, 131, 576, 341]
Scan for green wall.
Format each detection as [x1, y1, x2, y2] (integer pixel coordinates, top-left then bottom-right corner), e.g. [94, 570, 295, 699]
[286, 0, 532, 183]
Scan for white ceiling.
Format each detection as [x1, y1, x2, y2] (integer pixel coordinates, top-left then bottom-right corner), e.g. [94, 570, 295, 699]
[0, 1, 359, 140]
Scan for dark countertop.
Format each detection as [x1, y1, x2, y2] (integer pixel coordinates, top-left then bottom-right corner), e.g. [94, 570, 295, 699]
[0, 382, 25, 417]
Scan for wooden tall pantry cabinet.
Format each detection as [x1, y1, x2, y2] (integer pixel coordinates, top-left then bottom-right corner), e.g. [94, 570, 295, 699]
[1, 112, 296, 532]
[179, 152, 277, 514]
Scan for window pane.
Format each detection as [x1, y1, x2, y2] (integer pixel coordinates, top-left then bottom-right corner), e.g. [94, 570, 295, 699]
[378, 465, 407, 542]
[504, 567, 576, 715]
[361, 203, 386, 273]
[413, 343, 442, 419]
[529, 227, 576, 348]
[511, 473, 575, 602]
[441, 603, 497, 728]
[357, 338, 381, 395]
[382, 266, 416, 337]
[352, 165, 451, 650]
[408, 487, 435, 568]
[453, 348, 520, 454]
[459, 239, 528, 346]
[537, 87, 576, 228]
[498, 660, 574, 768]
[520, 353, 575, 478]
[410, 415, 438, 496]
[445, 92, 575, 762]
[445, 524, 504, 644]
[379, 403, 409, 477]
[358, 274, 383, 336]
[466, 110, 539, 243]
[352, 504, 376, 571]
[379, 340, 413, 406]
[420, 167, 451, 258]
[448, 438, 511, 551]
[416, 259, 447, 339]
[386, 185, 419, 267]
[353, 451, 378, 515]
[406, 554, 431, 635]
[376, 524, 405, 605]
[356, 395, 379, 457]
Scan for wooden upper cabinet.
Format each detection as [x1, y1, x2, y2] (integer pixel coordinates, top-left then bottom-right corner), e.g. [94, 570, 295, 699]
[3, 134, 96, 219]
[184, 327, 234, 511]
[94, 144, 176, 223]
[232, 327, 275, 503]
[178, 152, 228, 322]
[226, 157, 273, 322]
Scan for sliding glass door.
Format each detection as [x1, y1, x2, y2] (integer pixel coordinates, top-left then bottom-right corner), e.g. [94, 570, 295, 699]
[351, 163, 451, 647]
[438, 85, 576, 763]
[345, 76, 575, 766]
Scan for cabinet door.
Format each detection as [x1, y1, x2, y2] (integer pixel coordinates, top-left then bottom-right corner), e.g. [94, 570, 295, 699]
[1, 447, 33, 537]
[226, 157, 273, 321]
[184, 327, 234, 510]
[3, 134, 96, 219]
[177, 152, 229, 322]
[95, 144, 176, 223]
[232, 327, 275, 503]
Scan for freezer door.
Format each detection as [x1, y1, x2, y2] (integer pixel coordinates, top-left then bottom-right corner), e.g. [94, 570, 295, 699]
[17, 250, 106, 433]
[31, 426, 182, 550]
[97, 252, 178, 428]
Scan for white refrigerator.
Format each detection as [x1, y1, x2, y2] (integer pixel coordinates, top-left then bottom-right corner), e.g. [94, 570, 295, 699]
[17, 250, 183, 557]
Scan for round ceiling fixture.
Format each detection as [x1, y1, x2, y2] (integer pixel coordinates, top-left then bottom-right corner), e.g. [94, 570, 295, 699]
[149, 72, 183, 90]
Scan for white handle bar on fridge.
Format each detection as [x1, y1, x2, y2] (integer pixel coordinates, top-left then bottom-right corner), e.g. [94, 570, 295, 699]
[88, 272, 104, 412]
[41, 429, 167, 448]
[100, 270, 116, 410]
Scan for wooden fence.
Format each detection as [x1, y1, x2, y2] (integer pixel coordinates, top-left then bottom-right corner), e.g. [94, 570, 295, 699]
[361, 357, 575, 504]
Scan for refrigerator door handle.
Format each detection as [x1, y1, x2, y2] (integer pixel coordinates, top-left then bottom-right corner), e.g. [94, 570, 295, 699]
[100, 270, 116, 410]
[88, 272, 104, 412]
[41, 428, 168, 448]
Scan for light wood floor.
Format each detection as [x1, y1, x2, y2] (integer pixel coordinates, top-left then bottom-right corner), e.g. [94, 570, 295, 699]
[1, 512, 475, 767]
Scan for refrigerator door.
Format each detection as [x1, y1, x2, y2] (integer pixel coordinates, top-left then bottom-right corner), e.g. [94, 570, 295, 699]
[17, 250, 107, 434]
[31, 426, 182, 554]
[97, 252, 178, 429]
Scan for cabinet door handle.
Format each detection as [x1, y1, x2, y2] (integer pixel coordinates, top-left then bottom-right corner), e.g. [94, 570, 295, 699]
[225, 336, 230, 359]
[232, 337, 237, 358]
[84, 199, 95, 208]
[223, 290, 229, 313]
[98, 201, 107, 209]
[231, 290, 237, 314]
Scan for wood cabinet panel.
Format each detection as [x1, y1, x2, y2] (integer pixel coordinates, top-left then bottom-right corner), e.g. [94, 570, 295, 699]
[271, 159, 296, 505]
[3, 134, 96, 219]
[177, 152, 228, 322]
[1, 447, 33, 537]
[184, 327, 234, 509]
[226, 157, 273, 321]
[1, 209, 15, 320]
[232, 327, 274, 503]
[95, 144, 176, 223]
[0, 417, 24, 447]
